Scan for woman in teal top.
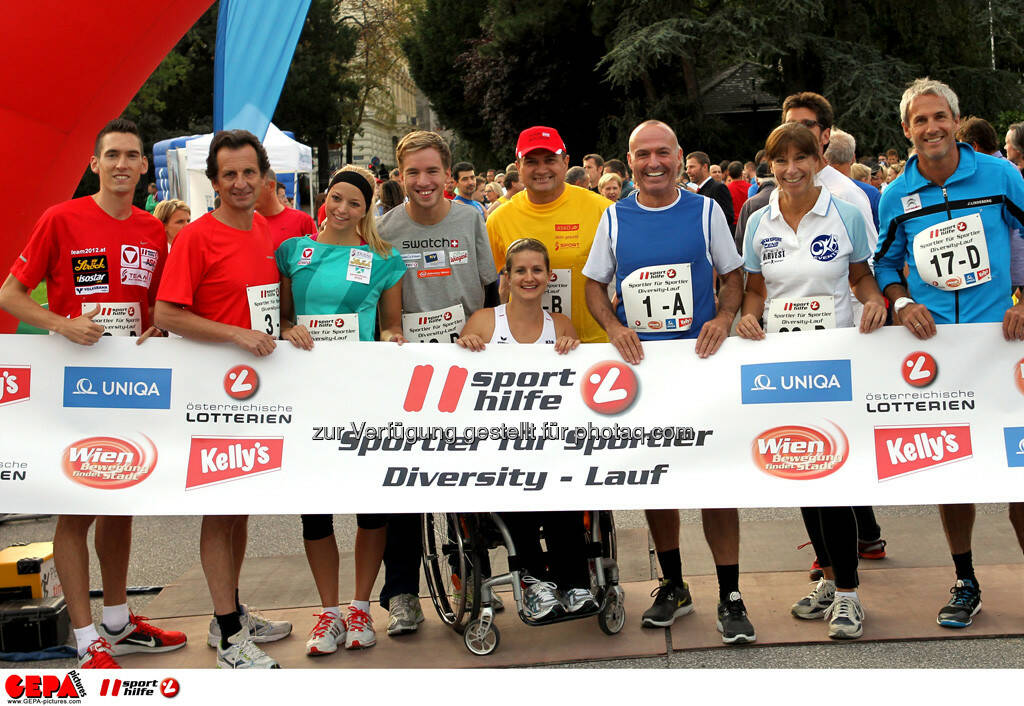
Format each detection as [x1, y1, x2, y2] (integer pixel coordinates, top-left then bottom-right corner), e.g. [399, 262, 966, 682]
[275, 166, 406, 656]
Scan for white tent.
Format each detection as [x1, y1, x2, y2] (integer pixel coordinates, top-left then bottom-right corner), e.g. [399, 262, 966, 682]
[172, 124, 314, 217]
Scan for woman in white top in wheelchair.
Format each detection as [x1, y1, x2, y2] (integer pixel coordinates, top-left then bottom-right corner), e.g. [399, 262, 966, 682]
[457, 238, 595, 620]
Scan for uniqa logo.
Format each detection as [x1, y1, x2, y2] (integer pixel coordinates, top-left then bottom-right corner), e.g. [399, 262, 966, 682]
[751, 422, 849, 480]
[61, 435, 157, 489]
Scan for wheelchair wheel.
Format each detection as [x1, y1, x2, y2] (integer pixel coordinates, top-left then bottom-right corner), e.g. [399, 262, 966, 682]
[422, 512, 481, 633]
[464, 616, 500, 656]
[598, 584, 626, 635]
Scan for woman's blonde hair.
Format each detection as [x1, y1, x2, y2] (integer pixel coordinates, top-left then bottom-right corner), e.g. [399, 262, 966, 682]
[152, 199, 189, 225]
[326, 165, 391, 258]
[597, 173, 622, 190]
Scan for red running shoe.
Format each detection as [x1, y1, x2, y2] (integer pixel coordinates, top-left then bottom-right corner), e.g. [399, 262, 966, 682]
[78, 638, 121, 668]
[99, 613, 187, 655]
[858, 538, 887, 560]
[809, 558, 824, 581]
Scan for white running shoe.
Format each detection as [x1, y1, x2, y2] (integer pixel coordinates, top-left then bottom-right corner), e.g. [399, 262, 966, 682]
[208, 604, 293, 647]
[522, 575, 564, 620]
[386, 594, 425, 636]
[564, 587, 598, 613]
[825, 595, 864, 639]
[306, 612, 346, 656]
[790, 578, 836, 620]
[345, 606, 376, 649]
[217, 627, 280, 669]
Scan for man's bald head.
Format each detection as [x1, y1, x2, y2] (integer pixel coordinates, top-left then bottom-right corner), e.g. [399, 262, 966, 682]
[628, 120, 680, 153]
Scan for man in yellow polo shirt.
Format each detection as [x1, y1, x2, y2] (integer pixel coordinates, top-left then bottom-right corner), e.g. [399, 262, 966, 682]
[488, 126, 612, 342]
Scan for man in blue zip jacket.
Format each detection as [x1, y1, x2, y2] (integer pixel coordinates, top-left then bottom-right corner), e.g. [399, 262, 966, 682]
[874, 77, 1024, 629]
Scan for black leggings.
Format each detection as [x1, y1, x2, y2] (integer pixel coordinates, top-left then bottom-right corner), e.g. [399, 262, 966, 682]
[801, 506, 859, 588]
[500, 511, 589, 588]
[300, 513, 386, 541]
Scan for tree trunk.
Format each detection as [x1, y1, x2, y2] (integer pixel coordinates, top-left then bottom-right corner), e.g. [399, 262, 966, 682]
[317, 131, 331, 191]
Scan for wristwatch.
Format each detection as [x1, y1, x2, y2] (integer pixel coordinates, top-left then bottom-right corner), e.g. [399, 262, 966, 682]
[893, 297, 915, 316]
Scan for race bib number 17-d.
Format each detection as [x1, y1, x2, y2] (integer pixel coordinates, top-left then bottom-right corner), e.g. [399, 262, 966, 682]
[622, 263, 693, 332]
[913, 213, 991, 291]
[247, 283, 281, 338]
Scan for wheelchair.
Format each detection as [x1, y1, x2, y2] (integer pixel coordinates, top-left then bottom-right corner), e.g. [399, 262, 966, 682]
[421, 510, 625, 656]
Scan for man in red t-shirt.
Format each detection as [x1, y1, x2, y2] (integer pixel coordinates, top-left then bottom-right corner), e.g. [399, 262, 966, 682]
[155, 129, 288, 669]
[725, 160, 750, 220]
[0, 118, 185, 669]
[256, 168, 317, 250]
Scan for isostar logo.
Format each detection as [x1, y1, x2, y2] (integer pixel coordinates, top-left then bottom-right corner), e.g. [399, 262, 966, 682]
[224, 365, 258, 400]
[0, 366, 30, 407]
[1004, 427, 1024, 468]
[752, 423, 849, 480]
[580, 361, 639, 415]
[874, 424, 972, 480]
[403, 364, 574, 412]
[62, 435, 157, 489]
[741, 360, 852, 405]
[902, 351, 937, 387]
[186, 436, 284, 489]
[63, 366, 172, 409]
[5, 671, 86, 700]
[554, 224, 579, 231]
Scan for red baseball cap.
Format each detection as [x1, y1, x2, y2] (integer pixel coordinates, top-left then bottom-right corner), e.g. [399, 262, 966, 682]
[515, 126, 566, 159]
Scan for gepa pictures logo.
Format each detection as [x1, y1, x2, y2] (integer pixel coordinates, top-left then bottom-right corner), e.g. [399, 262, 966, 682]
[5, 671, 86, 700]
[403, 364, 575, 413]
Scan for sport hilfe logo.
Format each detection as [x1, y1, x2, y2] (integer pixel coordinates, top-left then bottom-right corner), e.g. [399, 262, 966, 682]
[186, 436, 284, 489]
[403, 365, 576, 413]
[224, 365, 258, 400]
[874, 424, 972, 481]
[741, 360, 851, 405]
[308, 317, 344, 328]
[902, 351, 937, 388]
[752, 423, 848, 480]
[0, 366, 30, 407]
[62, 435, 157, 489]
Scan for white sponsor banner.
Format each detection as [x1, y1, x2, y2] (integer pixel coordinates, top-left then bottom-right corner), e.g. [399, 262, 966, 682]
[0, 324, 1021, 514]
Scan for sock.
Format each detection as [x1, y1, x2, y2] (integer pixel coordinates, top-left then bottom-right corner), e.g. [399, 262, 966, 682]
[322, 606, 341, 618]
[715, 564, 740, 602]
[101, 603, 130, 633]
[216, 611, 243, 649]
[656, 548, 683, 586]
[951, 550, 977, 584]
[351, 600, 370, 614]
[74, 625, 100, 657]
[835, 589, 859, 602]
[235, 589, 244, 615]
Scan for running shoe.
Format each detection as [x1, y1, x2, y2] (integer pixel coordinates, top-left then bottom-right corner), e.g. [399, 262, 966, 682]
[217, 627, 280, 669]
[345, 606, 376, 649]
[716, 592, 756, 644]
[641, 579, 693, 628]
[386, 593, 425, 636]
[78, 637, 121, 669]
[791, 577, 835, 619]
[824, 595, 864, 639]
[937, 578, 981, 628]
[858, 538, 888, 560]
[522, 575, 565, 620]
[809, 558, 824, 581]
[207, 604, 292, 647]
[99, 613, 187, 655]
[564, 587, 599, 614]
[306, 612, 346, 656]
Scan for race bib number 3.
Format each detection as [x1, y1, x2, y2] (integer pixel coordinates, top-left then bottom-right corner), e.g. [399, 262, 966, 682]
[913, 213, 991, 291]
[542, 269, 571, 315]
[764, 296, 836, 334]
[403, 304, 466, 343]
[83, 302, 142, 337]
[296, 314, 359, 341]
[622, 263, 693, 332]
[247, 283, 281, 337]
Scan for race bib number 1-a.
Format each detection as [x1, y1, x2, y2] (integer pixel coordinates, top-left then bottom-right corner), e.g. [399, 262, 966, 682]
[296, 314, 360, 341]
[622, 263, 693, 332]
[82, 302, 142, 337]
[542, 269, 572, 315]
[764, 296, 836, 334]
[403, 303, 466, 343]
[913, 213, 991, 291]
[247, 283, 281, 337]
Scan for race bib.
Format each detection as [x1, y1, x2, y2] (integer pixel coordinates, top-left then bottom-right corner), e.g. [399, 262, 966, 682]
[764, 296, 836, 334]
[296, 314, 359, 341]
[247, 283, 280, 337]
[542, 269, 571, 316]
[82, 302, 142, 337]
[402, 303, 466, 343]
[347, 248, 373, 284]
[622, 263, 693, 333]
[913, 213, 991, 291]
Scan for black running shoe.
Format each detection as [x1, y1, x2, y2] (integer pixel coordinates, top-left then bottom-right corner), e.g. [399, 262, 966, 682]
[937, 578, 981, 628]
[716, 592, 756, 644]
[641, 579, 693, 628]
